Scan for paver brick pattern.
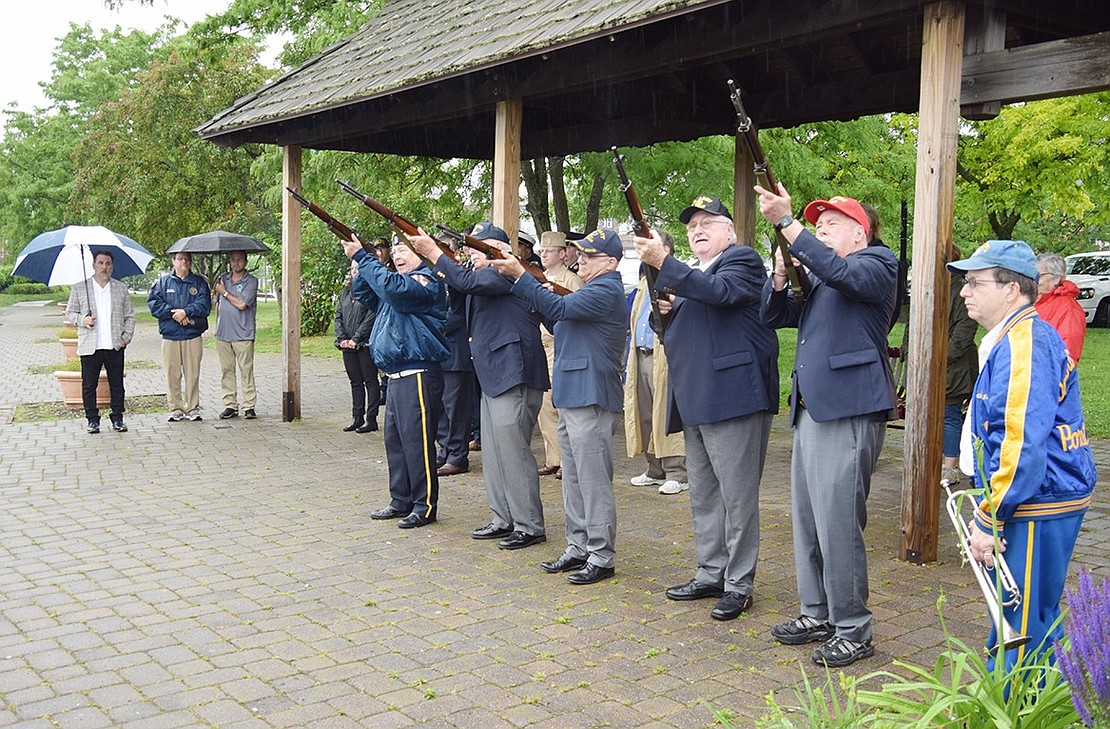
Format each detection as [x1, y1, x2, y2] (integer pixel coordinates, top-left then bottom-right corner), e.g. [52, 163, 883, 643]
[1, 302, 1107, 727]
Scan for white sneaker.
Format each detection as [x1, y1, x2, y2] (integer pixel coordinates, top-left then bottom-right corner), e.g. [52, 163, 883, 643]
[167, 411, 184, 422]
[941, 467, 963, 485]
[630, 473, 664, 487]
[658, 480, 689, 495]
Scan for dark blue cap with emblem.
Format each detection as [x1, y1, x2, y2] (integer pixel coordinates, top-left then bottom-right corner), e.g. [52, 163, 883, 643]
[571, 228, 623, 259]
[679, 195, 733, 224]
[469, 221, 510, 244]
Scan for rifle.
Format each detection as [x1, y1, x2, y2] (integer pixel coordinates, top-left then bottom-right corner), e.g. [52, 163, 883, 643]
[434, 224, 466, 247]
[435, 223, 572, 296]
[728, 79, 809, 301]
[286, 187, 370, 251]
[612, 147, 666, 334]
[336, 179, 458, 268]
[337, 179, 571, 296]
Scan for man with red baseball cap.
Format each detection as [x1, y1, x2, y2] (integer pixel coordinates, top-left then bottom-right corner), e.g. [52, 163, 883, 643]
[756, 183, 898, 667]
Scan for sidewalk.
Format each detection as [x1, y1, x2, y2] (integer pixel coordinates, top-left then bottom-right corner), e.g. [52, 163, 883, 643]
[1, 301, 1106, 728]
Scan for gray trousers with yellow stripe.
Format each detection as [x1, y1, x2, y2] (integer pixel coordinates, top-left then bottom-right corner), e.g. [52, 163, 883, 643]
[384, 370, 444, 520]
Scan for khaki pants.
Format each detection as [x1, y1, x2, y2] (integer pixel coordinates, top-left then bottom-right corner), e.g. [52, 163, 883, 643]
[217, 339, 256, 410]
[163, 337, 204, 415]
[537, 336, 560, 467]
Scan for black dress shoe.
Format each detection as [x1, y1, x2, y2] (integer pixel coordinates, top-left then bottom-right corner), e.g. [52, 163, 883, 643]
[665, 578, 724, 601]
[710, 591, 753, 621]
[343, 418, 364, 432]
[566, 564, 615, 584]
[498, 531, 547, 550]
[472, 522, 513, 540]
[355, 420, 377, 433]
[398, 513, 435, 529]
[540, 554, 588, 573]
[370, 505, 407, 520]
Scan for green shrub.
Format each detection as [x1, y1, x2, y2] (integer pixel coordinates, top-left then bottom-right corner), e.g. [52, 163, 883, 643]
[4, 282, 53, 295]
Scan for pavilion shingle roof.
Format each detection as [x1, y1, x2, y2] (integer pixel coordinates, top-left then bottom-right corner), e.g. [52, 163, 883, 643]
[200, 0, 709, 137]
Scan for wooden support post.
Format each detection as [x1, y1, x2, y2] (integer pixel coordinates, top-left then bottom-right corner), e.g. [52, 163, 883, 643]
[961, 6, 1006, 119]
[492, 99, 523, 244]
[734, 135, 756, 247]
[901, 1, 964, 564]
[281, 145, 303, 422]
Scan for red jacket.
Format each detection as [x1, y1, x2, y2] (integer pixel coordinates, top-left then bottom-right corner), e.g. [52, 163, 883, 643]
[1034, 280, 1087, 362]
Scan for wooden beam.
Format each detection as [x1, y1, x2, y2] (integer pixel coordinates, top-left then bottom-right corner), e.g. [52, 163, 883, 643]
[961, 30, 1110, 106]
[901, 1, 964, 565]
[960, 6, 1006, 119]
[734, 135, 756, 248]
[492, 99, 522, 243]
[281, 145, 302, 422]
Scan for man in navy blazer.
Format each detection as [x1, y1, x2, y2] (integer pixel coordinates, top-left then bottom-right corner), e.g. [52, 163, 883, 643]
[634, 195, 779, 622]
[409, 223, 550, 550]
[492, 229, 628, 585]
[757, 185, 897, 668]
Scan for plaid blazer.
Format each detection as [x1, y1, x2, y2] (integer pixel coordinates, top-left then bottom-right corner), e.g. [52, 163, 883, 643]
[65, 277, 137, 355]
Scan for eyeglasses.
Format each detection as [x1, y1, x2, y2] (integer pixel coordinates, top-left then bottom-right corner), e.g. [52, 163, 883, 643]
[963, 276, 1008, 290]
[685, 219, 731, 233]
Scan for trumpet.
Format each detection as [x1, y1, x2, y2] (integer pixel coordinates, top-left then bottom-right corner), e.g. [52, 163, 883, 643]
[942, 479, 1030, 651]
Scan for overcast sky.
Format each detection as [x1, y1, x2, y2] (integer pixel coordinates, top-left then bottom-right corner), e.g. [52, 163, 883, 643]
[0, 0, 234, 113]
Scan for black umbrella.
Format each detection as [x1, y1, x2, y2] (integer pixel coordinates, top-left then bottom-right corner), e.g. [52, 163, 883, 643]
[167, 230, 271, 254]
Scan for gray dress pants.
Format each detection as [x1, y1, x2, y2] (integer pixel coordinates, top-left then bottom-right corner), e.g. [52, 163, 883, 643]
[480, 384, 545, 535]
[557, 406, 617, 568]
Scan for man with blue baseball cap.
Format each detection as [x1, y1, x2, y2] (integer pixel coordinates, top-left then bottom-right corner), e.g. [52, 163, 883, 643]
[491, 229, 628, 584]
[947, 239, 1096, 670]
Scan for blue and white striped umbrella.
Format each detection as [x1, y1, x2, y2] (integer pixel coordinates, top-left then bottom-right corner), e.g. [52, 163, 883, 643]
[12, 225, 154, 285]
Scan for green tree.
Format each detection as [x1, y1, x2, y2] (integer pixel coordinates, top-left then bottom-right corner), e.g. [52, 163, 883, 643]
[955, 93, 1110, 254]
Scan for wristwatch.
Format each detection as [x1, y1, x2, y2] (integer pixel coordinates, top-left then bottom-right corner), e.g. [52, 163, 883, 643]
[774, 214, 795, 233]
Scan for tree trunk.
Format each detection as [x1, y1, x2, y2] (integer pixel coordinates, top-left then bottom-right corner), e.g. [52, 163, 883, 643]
[584, 171, 604, 232]
[549, 157, 570, 233]
[522, 158, 551, 233]
[987, 209, 1020, 239]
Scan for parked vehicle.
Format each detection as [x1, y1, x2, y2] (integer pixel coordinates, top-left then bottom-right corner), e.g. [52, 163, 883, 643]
[1066, 251, 1110, 327]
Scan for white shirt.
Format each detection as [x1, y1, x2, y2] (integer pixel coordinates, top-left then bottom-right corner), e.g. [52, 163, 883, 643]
[958, 316, 1006, 475]
[93, 279, 114, 351]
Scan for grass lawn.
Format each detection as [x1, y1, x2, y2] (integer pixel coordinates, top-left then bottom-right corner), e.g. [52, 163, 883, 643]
[11, 294, 1108, 438]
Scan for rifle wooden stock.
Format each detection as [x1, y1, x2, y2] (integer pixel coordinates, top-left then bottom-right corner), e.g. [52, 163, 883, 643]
[612, 147, 666, 334]
[286, 187, 369, 250]
[728, 79, 810, 301]
[438, 223, 572, 296]
[336, 180, 457, 267]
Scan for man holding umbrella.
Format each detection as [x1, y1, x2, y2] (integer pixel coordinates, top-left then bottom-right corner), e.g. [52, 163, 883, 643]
[148, 251, 211, 421]
[65, 250, 136, 433]
[214, 251, 259, 420]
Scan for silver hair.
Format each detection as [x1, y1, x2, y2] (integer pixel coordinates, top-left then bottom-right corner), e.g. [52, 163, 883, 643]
[1035, 253, 1067, 278]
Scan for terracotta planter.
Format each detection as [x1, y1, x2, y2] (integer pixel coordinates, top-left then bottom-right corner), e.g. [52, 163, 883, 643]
[60, 338, 79, 360]
[55, 370, 110, 410]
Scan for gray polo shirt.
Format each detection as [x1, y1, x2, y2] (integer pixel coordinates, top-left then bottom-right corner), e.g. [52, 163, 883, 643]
[215, 272, 259, 342]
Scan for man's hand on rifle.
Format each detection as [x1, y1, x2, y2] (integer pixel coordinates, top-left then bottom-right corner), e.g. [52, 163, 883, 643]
[341, 234, 364, 259]
[490, 255, 526, 282]
[405, 229, 442, 263]
[632, 229, 667, 269]
[754, 182, 794, 228]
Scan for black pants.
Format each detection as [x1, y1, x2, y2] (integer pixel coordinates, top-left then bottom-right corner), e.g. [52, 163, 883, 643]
[342, 347, 380, 422]
[384, 370, 443, 519]
[437, 370, 474, 467]
[81, 348, 125, 422]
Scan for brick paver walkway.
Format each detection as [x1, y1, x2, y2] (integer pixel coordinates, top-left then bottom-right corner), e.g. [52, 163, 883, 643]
[1, 301, 1106, 728]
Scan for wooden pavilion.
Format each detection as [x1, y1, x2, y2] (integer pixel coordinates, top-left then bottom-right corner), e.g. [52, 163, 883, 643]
[199, 0, 1110, 562]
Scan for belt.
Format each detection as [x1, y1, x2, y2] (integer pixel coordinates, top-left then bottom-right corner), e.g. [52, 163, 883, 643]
[636, 347, 654, 355]
[387, 368, 427, 379]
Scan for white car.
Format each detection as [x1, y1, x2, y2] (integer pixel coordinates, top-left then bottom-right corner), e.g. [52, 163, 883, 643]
[1066, 251, 1110, 327]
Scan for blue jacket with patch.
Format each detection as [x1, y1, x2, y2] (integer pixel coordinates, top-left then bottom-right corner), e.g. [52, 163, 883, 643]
[351, 251, 448, 375]
[147, 272, 211, 340]
[969, 305, 1096, 531]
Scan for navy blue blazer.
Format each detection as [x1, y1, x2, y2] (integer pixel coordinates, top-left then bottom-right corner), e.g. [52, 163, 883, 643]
[432, 258, 549, 397]
[441, 288, 473, 373]
[656, 244, 779, 430]
[511, 270, 627, 412]
[760, 229, 898, 424]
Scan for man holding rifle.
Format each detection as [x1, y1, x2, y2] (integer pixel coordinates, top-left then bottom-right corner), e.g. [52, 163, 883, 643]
[491, 229, 627, 584]
[633, 195, 779, 622]
[341, 235, 449, 530]
[757, 185, 897, 667]
[409, 223, 551, 551]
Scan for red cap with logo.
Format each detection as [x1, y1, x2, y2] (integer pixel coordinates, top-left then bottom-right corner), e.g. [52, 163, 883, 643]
[802, 196, 870, 238]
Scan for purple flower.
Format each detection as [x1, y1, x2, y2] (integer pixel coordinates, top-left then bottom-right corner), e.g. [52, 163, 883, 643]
[1055, 569, 1110, 727]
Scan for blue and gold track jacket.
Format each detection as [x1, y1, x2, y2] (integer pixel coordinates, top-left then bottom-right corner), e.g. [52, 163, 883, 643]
[970, 305, 1097, 531]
